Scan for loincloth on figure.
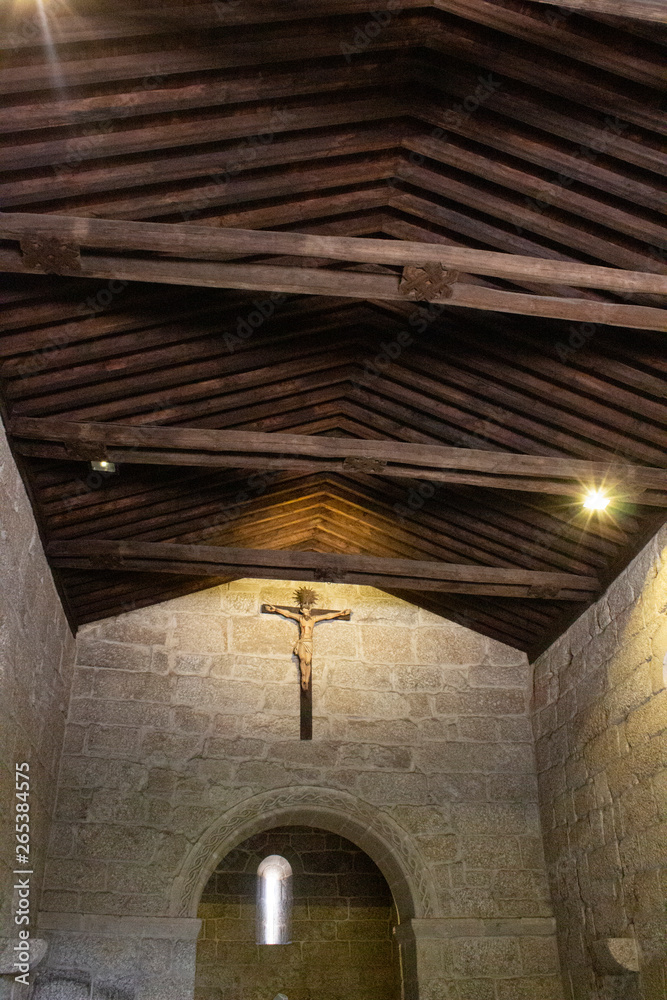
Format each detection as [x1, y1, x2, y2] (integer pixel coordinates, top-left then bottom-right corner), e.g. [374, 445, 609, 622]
[293, 638, 313, 660]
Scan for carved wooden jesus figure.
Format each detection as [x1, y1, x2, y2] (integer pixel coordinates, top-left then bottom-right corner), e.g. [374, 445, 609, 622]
[262, 588, 351, 740]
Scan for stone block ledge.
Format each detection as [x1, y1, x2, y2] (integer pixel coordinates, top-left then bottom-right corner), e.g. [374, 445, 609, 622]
[395, 917, 557, 941]
[37, 913, 201, 940]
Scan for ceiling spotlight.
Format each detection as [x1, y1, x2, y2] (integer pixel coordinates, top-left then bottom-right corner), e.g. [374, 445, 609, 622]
[91, 460, 116, 474]
[582, 488, 610, 511]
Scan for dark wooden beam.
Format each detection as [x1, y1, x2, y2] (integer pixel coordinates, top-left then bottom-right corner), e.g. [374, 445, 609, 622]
[10, 418, 667, 504]
[1, 246, 664, 329]
[524, 0, 667, 21]
[1, 214, 665, 294]
[46, 539, 598, 599]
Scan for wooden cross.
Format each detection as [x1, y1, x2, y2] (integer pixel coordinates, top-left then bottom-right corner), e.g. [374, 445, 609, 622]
[262, 588, 351, 740]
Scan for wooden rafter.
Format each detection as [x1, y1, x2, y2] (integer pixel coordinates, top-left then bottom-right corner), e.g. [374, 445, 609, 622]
[46, 539, 599, 599]
[1, 214, 665, 294]
[2, 247, 663, 329]
[523, 0, 667, 22]
[0, 0, 664, 651]
[10, 418, 667, 504]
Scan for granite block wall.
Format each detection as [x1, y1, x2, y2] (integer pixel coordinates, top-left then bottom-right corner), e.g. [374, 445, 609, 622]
[37, 577, 563, 998]
[196, 825, 401, 1000]
[533, 525, 667, 1000]
[0, 420, 76, 982]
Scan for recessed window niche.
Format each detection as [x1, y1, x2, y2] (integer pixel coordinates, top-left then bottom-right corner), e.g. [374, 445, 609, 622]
[196, 825, 401, 1000]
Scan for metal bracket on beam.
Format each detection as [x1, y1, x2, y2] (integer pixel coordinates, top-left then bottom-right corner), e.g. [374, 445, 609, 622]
[343, 457, 388, 473]
[20, 235, 81, 275]
[399, 264, 459, 301]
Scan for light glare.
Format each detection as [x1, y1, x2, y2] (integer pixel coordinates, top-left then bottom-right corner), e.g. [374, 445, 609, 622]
[257, 855, 292, 945]
[583, 489, 611, 511]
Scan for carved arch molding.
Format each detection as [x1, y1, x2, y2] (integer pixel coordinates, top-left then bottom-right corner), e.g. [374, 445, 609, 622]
[171, 785, 439, 921]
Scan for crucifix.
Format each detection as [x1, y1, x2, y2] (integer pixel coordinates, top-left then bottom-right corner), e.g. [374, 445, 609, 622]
[262, 588, 351, 740]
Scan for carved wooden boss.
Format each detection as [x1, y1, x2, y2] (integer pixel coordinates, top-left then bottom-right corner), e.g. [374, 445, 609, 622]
[262, 588, 351, 740]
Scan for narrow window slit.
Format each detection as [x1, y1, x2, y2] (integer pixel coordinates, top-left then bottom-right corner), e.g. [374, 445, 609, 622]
[257, 854, 293, 945]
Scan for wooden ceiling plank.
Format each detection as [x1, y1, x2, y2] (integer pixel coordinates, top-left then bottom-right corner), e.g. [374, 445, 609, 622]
[1, 12, 659, 136]
[0, 318, 227, 384]
[2, 324, 349, 401]
[522, 0, 667, 22]
[4, 0, 662, 88]
[39, 466, 612, 575]
[124, 376, 353, 433]
[388, 190, 666, 294]
[0, 61, 412, 135]
[400, 138, 666, 250]
[429, 0, 665, 87]
[0, 0, 427, 48]
[0, 96, 405, 173]
[460, 311, 667, 403]
[5, 328, 357, 416]
[416, 321, 667, 431]
[347, 454, 630, 548]
[52, 156, 399, 223]
[392, 363, 667, 468]
[412, 112, 663, 212]
[0, 124, 401, 210]
[396, 162, 666, 273]
[348, 374, 667, 466]
[0, 23, 422, 95]
[0, 281, 199, 334]
[421, 14, 666, 134]
[193, 187, 391, 231]
[417, 70, 666, 177]
[398, 347, 667, 454]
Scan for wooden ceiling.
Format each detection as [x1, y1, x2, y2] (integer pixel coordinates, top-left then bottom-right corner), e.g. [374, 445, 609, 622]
[0, 0, 665, 655]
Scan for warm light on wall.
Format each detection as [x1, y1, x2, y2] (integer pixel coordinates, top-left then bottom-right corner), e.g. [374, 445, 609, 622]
[582, 488, 611, 511]
[90, 460, 116, 473]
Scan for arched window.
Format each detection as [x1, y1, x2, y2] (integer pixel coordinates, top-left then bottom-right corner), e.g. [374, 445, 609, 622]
[256, 855, 293, 945]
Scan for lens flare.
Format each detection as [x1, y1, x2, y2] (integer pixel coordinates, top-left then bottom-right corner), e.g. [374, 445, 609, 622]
[583, 488, 611, 511]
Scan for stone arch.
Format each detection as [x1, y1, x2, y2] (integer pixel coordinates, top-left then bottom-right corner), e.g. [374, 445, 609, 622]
[171, 785, 439, 923]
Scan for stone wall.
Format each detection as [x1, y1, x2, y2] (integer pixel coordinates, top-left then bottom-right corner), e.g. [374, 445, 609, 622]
[196, 824, 400, 1000]
[533, 526, 667, 1000]
[38, 577, 563, 999]
[0, 422, 76, 992]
